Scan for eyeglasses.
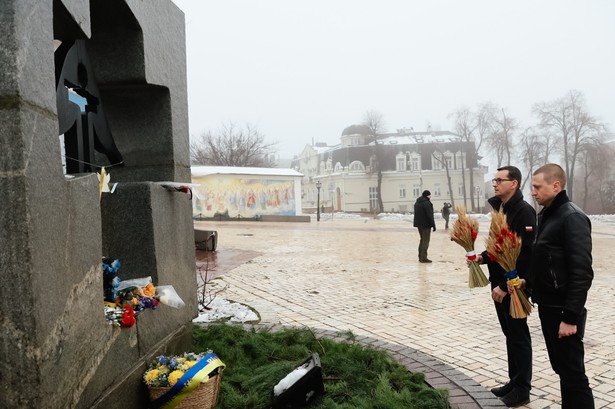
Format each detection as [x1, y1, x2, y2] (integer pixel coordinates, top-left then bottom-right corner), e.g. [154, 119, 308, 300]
[492, 178, 513, 185]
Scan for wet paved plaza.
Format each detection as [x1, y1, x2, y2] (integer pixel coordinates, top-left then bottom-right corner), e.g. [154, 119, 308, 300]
[195, 217, 615, 409]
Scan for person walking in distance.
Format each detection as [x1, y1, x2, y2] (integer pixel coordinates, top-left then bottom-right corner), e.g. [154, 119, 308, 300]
[441, 202, 452, 230]
[413, 190, 436, 263]
[472, 166, 535, 407]
[527, 163, 594, 408]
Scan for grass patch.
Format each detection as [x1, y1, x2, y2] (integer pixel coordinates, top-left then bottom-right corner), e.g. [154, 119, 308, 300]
[192, 324, 451, 409]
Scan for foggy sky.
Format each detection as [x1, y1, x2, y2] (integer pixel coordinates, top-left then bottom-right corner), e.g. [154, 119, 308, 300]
[172, 0, 615, 160]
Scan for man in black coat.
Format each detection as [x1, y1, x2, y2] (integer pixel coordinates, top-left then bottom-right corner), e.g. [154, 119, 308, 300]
[474, 166, 535, 407]
[528, 163, 594, 408]
[413, 190, 435, 263]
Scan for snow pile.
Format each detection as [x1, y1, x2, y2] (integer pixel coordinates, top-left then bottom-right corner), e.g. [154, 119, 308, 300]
[193, 297, 259, 323]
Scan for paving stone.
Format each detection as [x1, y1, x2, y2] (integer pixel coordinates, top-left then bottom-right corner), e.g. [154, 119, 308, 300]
[198, 218, 615, 408]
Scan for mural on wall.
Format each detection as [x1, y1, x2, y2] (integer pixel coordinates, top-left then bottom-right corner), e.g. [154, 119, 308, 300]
[192, 177, 296, 218]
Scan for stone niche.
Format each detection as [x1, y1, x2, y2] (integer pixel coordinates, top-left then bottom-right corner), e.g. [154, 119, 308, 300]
[0, 1, 196, 408]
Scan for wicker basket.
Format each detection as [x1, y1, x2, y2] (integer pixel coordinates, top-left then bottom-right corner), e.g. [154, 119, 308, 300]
[148, 371, 222, 409]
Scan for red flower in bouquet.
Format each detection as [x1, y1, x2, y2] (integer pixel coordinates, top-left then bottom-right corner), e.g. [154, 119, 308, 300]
[121, 304, 136, 327]
[485, 209, 532, 318]
[450, 205, 489, 288]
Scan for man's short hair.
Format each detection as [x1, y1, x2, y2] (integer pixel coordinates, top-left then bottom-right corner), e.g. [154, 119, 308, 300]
[497, 166, 522, 188]
[533, 163, 566, 188]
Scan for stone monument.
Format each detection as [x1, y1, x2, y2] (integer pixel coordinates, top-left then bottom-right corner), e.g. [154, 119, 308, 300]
[0, 1, 196, 407]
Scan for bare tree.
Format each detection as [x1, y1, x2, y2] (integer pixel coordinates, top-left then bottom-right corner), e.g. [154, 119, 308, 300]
[362, 110, 386, 213]
[191, 122, 278, 167]
[450, 107, 475, 210]
[450, 103, 493, 211]
[487, 107, 517, 168]
[196, 258, 227, 313]
[431, 144, 455, 208]
[475, 103, 496, 154]
[533, 90, 604, 200]
[577, 138, 611, 212]
[517, 127, 546, 194]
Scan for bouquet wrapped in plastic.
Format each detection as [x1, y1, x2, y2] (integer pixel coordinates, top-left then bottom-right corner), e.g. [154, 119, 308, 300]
[103, 259, 185, 328]
[450, 205, 489, 288]
[485, 209, 532, 318]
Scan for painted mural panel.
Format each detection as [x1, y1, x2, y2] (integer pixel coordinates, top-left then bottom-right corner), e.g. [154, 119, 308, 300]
[192, 176, 296, 218]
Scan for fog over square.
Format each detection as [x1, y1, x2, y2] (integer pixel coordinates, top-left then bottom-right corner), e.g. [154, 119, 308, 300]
[172, 0, 615, 160]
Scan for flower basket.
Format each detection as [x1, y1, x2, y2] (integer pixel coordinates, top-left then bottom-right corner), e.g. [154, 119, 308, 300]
[148, 370, 222, 409]
[144, 352, 225, 409]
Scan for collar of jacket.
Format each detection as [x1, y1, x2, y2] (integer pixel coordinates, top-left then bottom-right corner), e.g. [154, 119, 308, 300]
[539, 190, 570, 218]
[487, 188, 524, 213]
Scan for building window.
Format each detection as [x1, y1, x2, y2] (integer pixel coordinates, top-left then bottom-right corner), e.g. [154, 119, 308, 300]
[396, 153, 406, 171]
[458, 183, 464, 196]
[399, 184, 406, 198]
[409, 154, 421, 171]
[334, 162, 343, 172]
[456, 151, 466, 169]
[444, 151, 453, 169]
[432, 152, 443, 170]
[369, 186, 378, 211]
[413, 185, 421, 197]
[349, 160, 365, 172]
[410, 156, 421, 170]
[434, 184, 441, 197]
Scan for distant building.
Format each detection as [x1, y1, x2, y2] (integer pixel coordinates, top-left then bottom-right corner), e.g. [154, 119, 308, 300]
[291, 126, 487, 213]
[191, 166, 303, 218]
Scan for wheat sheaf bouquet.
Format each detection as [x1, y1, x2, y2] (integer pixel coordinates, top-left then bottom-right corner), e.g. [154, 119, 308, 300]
[485, 209, 533, 318]
[450, 205, 489, 288]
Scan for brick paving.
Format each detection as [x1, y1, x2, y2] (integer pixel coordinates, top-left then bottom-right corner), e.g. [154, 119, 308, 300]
[195, 217, 615, 409]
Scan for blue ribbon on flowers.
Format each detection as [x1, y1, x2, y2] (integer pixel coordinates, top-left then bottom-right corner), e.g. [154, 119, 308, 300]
[151, 353, 225, 409]
[505, 270, 518, 280]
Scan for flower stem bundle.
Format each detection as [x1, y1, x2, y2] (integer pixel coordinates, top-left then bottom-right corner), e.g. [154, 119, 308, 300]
[485, 209, 532, 318]
[450, 205, 489, 288]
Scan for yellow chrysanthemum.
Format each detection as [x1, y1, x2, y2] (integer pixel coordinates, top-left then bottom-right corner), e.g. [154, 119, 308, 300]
[185, 360, 197, 368]
[176, 357, 187, 364]
[158, 365, 170, 374]
[144, 369, 160, 385]
[143, 283, 156, 298]
[168, 370, 185, 387]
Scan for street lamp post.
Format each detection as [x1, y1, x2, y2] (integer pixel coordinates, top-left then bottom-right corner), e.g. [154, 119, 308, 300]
[475, 186, 480, 212]
[316, 181, 322, 221]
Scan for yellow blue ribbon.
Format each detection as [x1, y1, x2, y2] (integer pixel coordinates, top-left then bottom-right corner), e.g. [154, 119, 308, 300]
[152, 353, 225, 409]
[505, 270, 520, 286]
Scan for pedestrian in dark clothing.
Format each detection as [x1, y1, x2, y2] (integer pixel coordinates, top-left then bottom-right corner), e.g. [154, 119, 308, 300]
[527, 163, 594, 408]
[441, 202, 452, 229]
[413, 190, 435, 263]
[473, 166, 535, 407]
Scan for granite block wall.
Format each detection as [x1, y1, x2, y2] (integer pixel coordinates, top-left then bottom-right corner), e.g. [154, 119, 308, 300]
[0, 1, 196, 407]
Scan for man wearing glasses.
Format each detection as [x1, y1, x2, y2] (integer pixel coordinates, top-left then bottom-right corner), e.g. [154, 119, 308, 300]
[473, 166, 536, 407]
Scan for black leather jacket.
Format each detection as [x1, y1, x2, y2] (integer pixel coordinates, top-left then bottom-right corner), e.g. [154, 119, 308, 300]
[481, 189, 536, 291]
[529, 190, 593, 325]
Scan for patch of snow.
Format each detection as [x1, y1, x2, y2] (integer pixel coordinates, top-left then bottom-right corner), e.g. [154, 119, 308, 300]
[193, 297, 259, 324]
[325, 211, 615, 223]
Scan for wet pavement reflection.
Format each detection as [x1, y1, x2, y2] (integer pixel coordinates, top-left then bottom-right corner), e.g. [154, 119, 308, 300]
[194, 218, 615, 409]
